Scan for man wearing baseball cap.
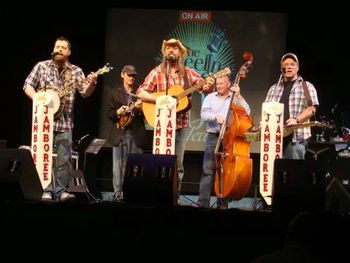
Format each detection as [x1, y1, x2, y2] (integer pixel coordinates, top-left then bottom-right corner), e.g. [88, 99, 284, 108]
[265, 53, 319, 159]
[106, 65, 146, 201]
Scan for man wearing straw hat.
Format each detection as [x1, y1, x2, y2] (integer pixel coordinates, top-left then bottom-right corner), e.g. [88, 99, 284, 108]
[138, 38, 215, 203]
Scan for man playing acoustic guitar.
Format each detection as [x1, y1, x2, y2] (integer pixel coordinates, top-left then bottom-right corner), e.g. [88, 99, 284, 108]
[137, 39, 215, 203]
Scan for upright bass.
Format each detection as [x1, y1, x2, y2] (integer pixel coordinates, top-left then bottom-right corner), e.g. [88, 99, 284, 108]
[214, 52, 254, 200]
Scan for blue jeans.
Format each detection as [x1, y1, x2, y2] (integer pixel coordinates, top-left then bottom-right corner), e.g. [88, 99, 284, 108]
[198, 133, 228, 208]
[45, 130, 72, 197]
[283, 141, 307, 159]
[176, 127, 188, 195]
[112, 130, 142, 195]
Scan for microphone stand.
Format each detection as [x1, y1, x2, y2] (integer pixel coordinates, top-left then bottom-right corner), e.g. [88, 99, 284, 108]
[276, 72, 283, 91]
[165, 59, 170, 96]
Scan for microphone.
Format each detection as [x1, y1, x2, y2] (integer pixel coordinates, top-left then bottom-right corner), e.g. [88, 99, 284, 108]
[331, 103, 338, 114]
[281, 67, 286, 74]
[167, 54, 176, 61]
[51, 52, 59, 57]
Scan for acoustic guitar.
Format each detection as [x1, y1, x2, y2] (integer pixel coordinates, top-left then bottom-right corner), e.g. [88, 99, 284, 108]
[142, 67, 231, 127]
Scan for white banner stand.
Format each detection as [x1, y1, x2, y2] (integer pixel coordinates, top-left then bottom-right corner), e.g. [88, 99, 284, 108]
[152, 95, 176, 155]
[259, 102, 284, 206]
[31, 91, 58, 190]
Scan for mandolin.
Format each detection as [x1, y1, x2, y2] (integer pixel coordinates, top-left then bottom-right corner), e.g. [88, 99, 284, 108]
[115, 101, 139, 128]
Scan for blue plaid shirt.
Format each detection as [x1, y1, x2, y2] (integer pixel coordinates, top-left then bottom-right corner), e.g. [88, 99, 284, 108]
[265, 76, 319, 142]
[23, 60, 87, 132]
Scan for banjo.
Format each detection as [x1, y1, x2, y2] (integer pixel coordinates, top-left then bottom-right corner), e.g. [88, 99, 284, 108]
[45, 63, 112, 119]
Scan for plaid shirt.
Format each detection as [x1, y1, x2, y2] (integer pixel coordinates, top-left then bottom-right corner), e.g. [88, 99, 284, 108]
[139, 65, 204, 129]
[23, 60, 86, 132]
[265, 76, 319, 142]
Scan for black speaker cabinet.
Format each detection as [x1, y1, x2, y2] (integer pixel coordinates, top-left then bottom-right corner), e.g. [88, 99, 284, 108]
[273, 159, 326, 214]
[0, 149, 43, 201]
[123, 153, 177, 207]
[83, 147, 113, 198]
[326, 178, 350, 213]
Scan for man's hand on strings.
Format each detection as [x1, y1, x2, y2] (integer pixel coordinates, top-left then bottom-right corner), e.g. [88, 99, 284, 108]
[86, 72, 97, 85]
[117, 105, 128, 116]
[134, 99, 142, 108]
[201, 76, 215, 93]
[216, 115, 226, 125]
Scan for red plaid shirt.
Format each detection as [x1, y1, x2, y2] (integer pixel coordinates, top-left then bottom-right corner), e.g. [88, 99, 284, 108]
[139, 65, 204, 129]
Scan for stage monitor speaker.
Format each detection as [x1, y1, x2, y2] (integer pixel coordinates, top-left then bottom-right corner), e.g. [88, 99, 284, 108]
[326, 178, 350, 213]
[123, 153, 177, 207]
[0, 148, 43, 201]
[273, 159, 326, 214]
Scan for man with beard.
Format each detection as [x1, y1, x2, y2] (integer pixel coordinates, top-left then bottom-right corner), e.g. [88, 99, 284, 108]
[23, 36, 98, 201]
[137, 38, 215, 203]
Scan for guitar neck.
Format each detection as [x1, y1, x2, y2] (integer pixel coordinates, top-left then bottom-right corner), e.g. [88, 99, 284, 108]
[244, 121, 331, 142]
[57, 79, 84, 98]
[176, 82, 203, 100]
[176, 67, 231, 100]
[284, 121, 319, 136]
[57, 68, 106, 98]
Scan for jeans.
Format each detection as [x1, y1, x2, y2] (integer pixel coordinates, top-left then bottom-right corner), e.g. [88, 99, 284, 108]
[175, 127, 188, 195]
[45, 130, 72, 197]
[112, 130, 142, 196]
[283, 140, 307, 159]
[198, 133, 228, 208]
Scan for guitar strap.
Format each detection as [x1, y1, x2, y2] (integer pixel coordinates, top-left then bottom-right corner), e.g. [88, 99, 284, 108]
[64, 68, 72, 87]
[302, 81, 312, 107]
[183, 71, 190, 90]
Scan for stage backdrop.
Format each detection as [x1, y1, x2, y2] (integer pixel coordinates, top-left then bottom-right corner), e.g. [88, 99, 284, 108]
[99, 9, 287, 153]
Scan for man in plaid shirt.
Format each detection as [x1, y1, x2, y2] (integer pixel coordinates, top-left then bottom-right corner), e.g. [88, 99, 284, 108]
[23, 36, 97, 201]
[137, 39, 215, 202]
[265, 53, 319, 159]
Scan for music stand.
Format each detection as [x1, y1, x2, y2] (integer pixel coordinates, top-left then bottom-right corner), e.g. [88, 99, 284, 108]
[70, 137, 106, 202]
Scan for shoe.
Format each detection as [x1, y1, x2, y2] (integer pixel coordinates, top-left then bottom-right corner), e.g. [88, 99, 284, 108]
[177, 199, 185, 206]
[217, 198, 229, 209]
[113, 192, 124, 202]
[41, 192, 52, 201]
[191, 202, 206, 208]
[59, 192, 75, 201]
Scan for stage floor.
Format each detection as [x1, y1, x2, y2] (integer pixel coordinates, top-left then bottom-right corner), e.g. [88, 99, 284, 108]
[1, 197, 348, 261]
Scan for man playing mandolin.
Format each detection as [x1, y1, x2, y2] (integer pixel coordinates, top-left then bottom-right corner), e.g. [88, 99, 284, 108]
[137, 39, 215, 203]
[23, 36, 98, 201]
[106, 65, 146, 201]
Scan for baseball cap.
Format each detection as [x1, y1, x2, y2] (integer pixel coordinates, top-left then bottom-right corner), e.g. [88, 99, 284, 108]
[280, 53, 299, 64]
[122, 65, 137, 75]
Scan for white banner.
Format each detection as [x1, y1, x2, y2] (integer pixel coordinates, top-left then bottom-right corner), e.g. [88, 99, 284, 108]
[152, 95, 176, 155]
[259, 102, 284, 206]
[31, 91, 57, 190]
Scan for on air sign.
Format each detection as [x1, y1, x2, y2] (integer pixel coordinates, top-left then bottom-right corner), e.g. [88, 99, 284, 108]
[179, 11, 211, 22]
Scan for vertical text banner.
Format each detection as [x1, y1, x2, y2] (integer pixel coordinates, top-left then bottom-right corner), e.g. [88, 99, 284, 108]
[31, 92, 56, 189]
[153, 95, 176, 155]
[259, 102, 284, 206]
